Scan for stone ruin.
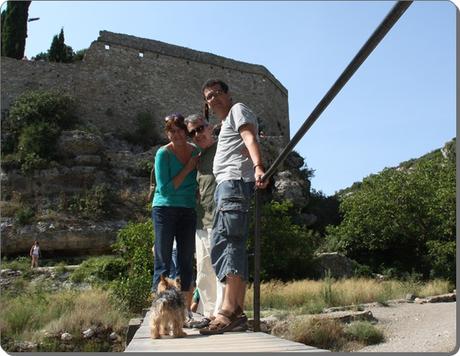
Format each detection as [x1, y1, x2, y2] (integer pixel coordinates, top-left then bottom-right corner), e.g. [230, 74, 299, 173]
[1, 31, 310, 257]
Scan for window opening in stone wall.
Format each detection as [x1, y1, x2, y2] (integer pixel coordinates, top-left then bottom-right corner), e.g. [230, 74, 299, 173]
[139, 52, 144, 58]
[104, 44, 110, 50]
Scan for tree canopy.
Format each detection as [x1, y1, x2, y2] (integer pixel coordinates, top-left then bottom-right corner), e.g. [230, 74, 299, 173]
[1, 1, 31, 59]
[323, 141, 455, 280]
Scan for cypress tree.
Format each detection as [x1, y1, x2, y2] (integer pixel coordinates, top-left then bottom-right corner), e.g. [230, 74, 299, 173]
[1, 1, 31, 59]
[48, 33, 62, 62]
[48, 28, 73, 62]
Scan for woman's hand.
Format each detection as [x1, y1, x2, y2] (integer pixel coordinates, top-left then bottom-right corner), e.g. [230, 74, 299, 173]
[185, 152, 201, 173]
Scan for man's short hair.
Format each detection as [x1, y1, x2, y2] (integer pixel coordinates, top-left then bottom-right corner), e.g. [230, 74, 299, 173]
[184, 114, 206, 125]
[201, 79, 229, 96]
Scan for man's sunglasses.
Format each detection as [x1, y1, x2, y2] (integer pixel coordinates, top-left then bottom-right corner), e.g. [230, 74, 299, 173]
[204, 90, 223, 102]
[188, 124, 206, 137]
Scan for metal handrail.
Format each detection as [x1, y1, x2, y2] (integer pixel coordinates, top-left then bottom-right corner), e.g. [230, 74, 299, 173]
[253, 0, 413, 332]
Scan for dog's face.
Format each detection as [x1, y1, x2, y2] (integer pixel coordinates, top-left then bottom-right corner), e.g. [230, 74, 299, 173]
[157, 275, 181, 293]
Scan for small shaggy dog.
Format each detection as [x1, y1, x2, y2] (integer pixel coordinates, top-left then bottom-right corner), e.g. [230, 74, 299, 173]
[150, 275, 187, 339]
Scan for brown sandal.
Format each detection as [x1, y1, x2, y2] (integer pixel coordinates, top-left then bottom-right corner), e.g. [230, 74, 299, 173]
[199, 308, 246, 335]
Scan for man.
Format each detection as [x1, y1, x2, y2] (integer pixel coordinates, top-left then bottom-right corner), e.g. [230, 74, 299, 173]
[184, 113, 223, 328]
[199, 79, 268, 335]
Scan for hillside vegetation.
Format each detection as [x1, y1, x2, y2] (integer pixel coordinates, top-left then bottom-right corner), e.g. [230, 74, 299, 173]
[322, 138, 455, 281]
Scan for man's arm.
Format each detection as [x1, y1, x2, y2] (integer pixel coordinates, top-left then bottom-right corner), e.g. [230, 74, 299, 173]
[239, 124, 268, 189]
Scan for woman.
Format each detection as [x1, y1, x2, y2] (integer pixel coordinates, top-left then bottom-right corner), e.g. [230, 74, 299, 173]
[29, 240, 40, 268]
[151, 113, 199, 312]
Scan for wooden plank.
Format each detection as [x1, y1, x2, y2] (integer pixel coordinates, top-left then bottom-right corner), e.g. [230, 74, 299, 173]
[125, 310, 329, 353]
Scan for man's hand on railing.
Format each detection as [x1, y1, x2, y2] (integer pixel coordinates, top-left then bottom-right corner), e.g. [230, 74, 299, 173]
[255, 166, 269, 189]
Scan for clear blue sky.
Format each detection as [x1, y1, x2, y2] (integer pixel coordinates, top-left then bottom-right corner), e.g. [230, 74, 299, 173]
[19, 1, 456, 196]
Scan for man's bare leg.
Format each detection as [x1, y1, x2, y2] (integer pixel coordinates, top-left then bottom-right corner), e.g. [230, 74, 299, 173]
[218, 274, 246, 318]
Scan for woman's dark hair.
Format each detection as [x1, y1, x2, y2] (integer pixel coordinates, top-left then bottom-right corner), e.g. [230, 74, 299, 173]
[201, 79, 229, 96]
[203, 102, 209, 120]
[164, 113, 187, 133]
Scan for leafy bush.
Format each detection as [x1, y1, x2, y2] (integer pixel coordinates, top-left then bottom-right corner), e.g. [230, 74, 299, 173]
[70, 256, 129, 284]
[68, 184, 114, 220]
[17, 122, 60, 160]
[124, 112, 159, 149]
[289, 317, 346, 351]
[323, 153, 455, 280]
[344, 321, 384, 345]
[7, 91, 77, 135]
[248, 200, 318, 281]
[14, 206, 35, 226]
[111, 220, 154, 312]
[3, 90, 78, 172]
[282, 317, 383, 351]
[1, 257, 30, 272]
[426, 240, 456, 281]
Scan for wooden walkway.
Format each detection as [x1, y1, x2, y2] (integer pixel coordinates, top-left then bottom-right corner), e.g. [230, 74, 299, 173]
[125, 310, 329, 352]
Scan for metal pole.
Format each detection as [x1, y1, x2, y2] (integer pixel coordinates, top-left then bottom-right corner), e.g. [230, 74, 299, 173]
[253, 189, 262, 332]
[252, 0, 412, 331]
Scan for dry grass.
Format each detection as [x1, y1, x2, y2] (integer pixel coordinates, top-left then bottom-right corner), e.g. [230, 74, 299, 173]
[419, 279, 453, 297]
[246, 277, 453, 313]
[42, 289, 126, 335]
[1, 286, 128, 349]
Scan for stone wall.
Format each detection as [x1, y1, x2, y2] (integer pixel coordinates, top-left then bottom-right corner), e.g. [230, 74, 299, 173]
[1, 30, 289, 142]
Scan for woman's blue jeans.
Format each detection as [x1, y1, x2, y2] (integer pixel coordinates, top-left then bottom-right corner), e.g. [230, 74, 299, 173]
[152, 206, 196, 292]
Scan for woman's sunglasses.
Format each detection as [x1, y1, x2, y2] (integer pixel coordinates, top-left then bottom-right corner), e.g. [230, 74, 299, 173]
[165, 113, 185, 123]
[188, 124, 206, 137]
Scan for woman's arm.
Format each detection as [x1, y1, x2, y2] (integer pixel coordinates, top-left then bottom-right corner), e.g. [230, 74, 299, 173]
[155, 146, 199, 194]
[172, 146, 200, 189]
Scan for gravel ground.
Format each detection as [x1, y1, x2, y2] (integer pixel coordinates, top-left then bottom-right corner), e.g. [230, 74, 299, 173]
[357, 302, 456, 353]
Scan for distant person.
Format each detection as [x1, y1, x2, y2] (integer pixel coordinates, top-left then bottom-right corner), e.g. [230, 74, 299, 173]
[151, 113, 200, 317]
[184, 113, 224, 328]
[199, 79, 268, 335]
[29, 240, 41, 268]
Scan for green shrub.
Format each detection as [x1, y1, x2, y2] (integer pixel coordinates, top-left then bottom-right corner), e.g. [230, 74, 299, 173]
[111, 220, 154, 312]
[18, 122, 60, 160]
[7, 90, 77, 135]
[70, 256, 129, 284]
[289, 317, 346, 351]
[321, 271, 339, 307]
[324, 152, 455, 280]
[352, 261, 373, 278]
[14, 206, 35, 226]
[248, 200, 318, 281]
[345, 321, 384, 345]
[19, 153, 49, 174]
[68, 184, 114, 219]
[286, 317, 384, 352]
[427, 240, 456, 281]
[132, 159, 153, 177]
[124, 112, 159, 149]
[4, 90, 78, 173]
[1, 257, 30, 272]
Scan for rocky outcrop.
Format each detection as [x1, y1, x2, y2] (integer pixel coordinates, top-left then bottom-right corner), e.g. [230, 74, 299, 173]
[2, 131, 312, 257]
[314, 252, 355, 279]
[1, 128, 158, 257]
[273, 170, 309, 207]
[414, 293, 456, 304]
[259, 137, 311, 208]
[1, 218, 126, 256]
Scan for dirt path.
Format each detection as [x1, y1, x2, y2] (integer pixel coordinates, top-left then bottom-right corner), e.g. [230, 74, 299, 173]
[357, 302, 456, 352]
